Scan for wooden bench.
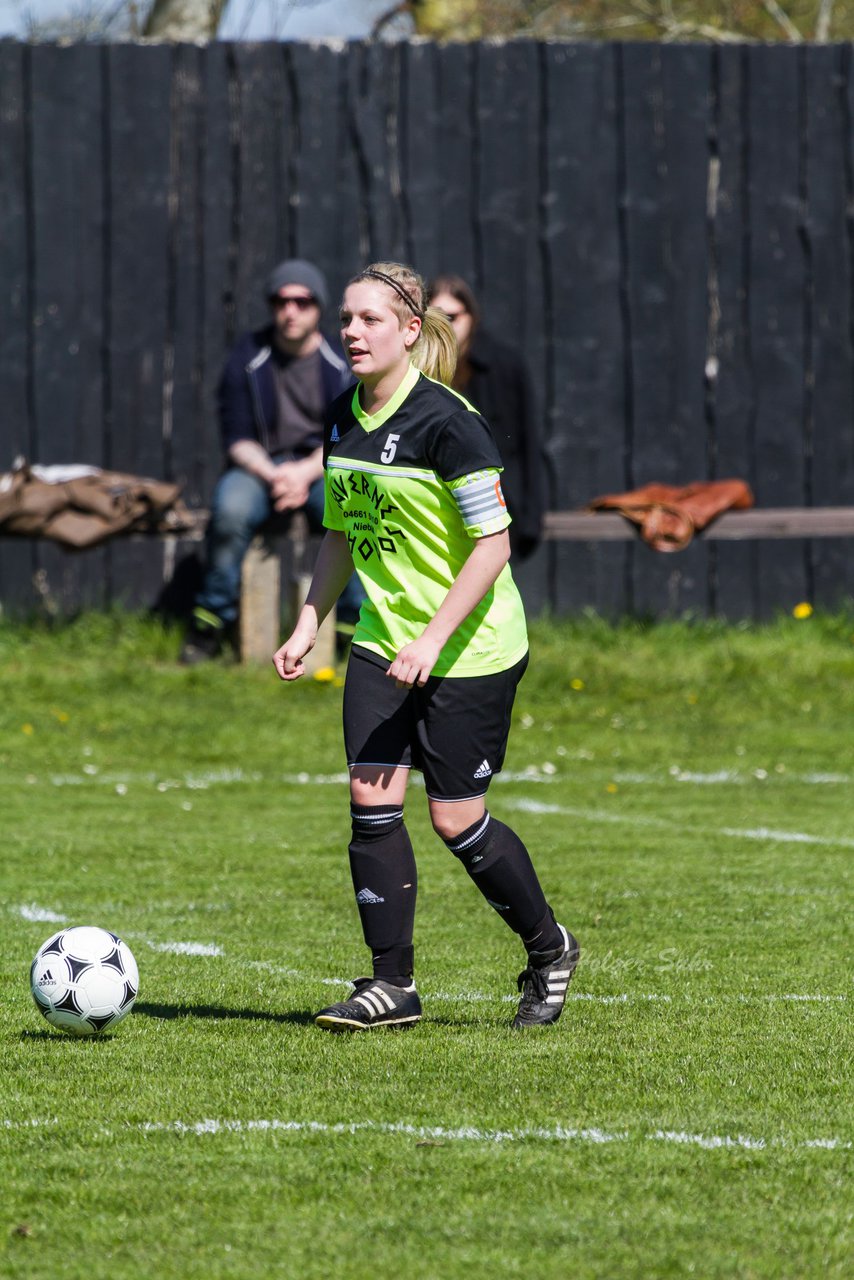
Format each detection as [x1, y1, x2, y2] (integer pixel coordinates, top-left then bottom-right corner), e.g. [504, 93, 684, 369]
[10, 505, 853, 665]
[543, 508, 854, 541]
[172, 505, 854, 663]
[238, 515, 336, 670]
[235, 506, 854, 663]
[159, 507, 335, 669]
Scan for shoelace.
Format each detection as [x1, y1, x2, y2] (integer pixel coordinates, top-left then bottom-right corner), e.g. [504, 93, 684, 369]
[516, 964, 550, 1002]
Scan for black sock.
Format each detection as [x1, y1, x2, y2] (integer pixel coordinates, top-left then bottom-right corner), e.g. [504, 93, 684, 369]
[348, 804, 417, 985]
[443, 813, 563, 953]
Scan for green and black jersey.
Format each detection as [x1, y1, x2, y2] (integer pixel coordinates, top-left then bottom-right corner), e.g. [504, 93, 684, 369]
[322, 365, 528, 677]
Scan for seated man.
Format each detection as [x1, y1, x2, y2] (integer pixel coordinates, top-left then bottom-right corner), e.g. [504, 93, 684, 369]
[181, 258, 363, 663]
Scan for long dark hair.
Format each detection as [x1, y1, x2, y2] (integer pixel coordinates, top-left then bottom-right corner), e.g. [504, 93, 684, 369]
[427, 274, 481, 330]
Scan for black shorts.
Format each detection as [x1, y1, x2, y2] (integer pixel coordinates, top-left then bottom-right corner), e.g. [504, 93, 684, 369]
[343, 646, 529, 801]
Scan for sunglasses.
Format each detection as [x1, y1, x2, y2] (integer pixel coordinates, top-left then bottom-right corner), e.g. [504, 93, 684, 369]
[270, 295, 317, 311]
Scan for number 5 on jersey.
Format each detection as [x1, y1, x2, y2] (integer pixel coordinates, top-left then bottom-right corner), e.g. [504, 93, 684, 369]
[380, 433, 400, 464]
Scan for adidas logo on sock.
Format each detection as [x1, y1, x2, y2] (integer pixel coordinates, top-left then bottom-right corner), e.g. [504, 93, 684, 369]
[330, 424, 340, 443]
[473, 759, 492, 779]
[356, 887, 385, 905]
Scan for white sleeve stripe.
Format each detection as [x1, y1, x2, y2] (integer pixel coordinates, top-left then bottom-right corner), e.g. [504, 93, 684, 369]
[451, 473, 500, 498]
[458, 492, 503, 517]
[453, 480, 506, 525]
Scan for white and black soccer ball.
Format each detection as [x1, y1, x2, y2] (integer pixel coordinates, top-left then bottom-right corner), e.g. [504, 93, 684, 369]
[30, 926, 139, 1036]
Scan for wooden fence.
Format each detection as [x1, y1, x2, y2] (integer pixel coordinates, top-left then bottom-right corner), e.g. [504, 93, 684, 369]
[2, 37, 854, 620]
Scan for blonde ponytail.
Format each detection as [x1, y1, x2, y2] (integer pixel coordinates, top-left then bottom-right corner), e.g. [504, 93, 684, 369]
[412, 306, 458, 385]
[350, 260, 459, 386]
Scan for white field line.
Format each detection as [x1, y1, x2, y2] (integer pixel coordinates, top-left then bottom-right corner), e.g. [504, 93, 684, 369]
[719, 826, 854, 847]
[503, 796, 854, 849]
[135, 938, 223, 957]
[13, 906, 847, 1006]
[5, 766, 849, 790]
[17, 903, 66, 923]
[4, 1116, 849, 1152]
[13, 907, 223, 958]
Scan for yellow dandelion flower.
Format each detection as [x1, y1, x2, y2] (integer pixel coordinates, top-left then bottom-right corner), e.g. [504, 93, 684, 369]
[792, 602, 813, 620]
[570, 678, 585, 691]
[606, 782, 618, 794]
[22, 724, 34, 736]
[312, 666, 337, 683]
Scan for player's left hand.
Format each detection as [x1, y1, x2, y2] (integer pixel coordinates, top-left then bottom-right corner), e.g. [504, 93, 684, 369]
[387, 636, 442, 688]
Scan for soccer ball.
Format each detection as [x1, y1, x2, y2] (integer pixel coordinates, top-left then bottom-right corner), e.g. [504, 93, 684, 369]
[30, 926, 139, 1036]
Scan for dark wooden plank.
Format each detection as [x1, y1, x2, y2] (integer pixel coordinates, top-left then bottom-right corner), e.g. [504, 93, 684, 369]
[29, 45, 106, 465]
[542, 41, 627, 619]
[0, 42, 31, 462]
[620, 42, 713, 616]
[344, 41, 407, 267]
[164, 43, 206, 497]
[102, 42, 174, 610]
[0, 42, 37, 613]
[808, 44, 854, 606]
[474, 41, 544, 382]
[544, 508, 854, 539]
[288, 41, 357, 299]
[150, 42, 211, 617]
[28, 44, 108, 612]
[433, 42, 478, 287]
[709, 45, 760, 619]
[399, 41, 442, 279]
[196, 42, 235, 504]
[746, 43, 808, 617]
[229, 43, 292, 332]
[473, 40, 548, 613]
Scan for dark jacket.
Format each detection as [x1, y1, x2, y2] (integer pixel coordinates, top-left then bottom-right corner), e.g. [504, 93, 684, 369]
[218, 325, 353, 457]
[460, 328, 547, 557]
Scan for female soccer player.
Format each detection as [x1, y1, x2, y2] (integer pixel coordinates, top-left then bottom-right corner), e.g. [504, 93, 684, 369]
[273, 261, 578, 1031]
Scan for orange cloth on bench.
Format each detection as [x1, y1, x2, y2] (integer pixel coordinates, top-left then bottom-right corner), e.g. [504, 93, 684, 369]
[588, 480, 754, 552]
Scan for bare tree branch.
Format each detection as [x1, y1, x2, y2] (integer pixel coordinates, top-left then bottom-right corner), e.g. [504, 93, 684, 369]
[816, 0, 835, 42]
[761, 0, 802, 42]
[372, 1, 414, 38]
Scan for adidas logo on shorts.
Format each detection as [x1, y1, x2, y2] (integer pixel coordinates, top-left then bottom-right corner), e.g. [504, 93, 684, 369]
[356, 887, 385, 905]
[473, 759, 493, 779]
[330, 424, 340, 443]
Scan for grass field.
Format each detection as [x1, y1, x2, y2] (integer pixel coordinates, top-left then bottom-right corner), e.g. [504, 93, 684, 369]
[1, 610, 852, 1279]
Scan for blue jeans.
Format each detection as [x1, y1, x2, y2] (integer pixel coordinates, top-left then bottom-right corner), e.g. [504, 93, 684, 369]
[195, 463, 365, 627]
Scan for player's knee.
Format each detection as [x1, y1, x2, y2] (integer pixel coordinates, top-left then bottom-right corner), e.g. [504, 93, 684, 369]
[429, 807, 465, 842]
[429, 802, 486, 843]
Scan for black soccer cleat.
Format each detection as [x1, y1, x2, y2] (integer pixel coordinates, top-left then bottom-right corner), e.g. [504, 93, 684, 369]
[179, 611, 227, 666]
[315, 978, 422, 1032]
[513, 924, 580, 1029]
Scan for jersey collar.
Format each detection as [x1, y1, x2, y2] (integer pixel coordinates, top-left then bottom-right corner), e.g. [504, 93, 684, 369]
[352, 364, 420, 432]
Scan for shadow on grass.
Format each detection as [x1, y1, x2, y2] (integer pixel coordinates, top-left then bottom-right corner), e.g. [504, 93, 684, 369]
[19, 1030, 116, 1043]
[134, 1003, 486, 1031]
[132, 1000, 314, 1026]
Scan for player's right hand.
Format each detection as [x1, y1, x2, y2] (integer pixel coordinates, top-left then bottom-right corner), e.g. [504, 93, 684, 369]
[273, 628, 315, 681]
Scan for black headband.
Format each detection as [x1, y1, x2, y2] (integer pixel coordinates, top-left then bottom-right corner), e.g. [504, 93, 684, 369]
[361, 269, 423, 316]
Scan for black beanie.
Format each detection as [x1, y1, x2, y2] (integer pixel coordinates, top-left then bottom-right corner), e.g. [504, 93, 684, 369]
[264, 259, 328, 309]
